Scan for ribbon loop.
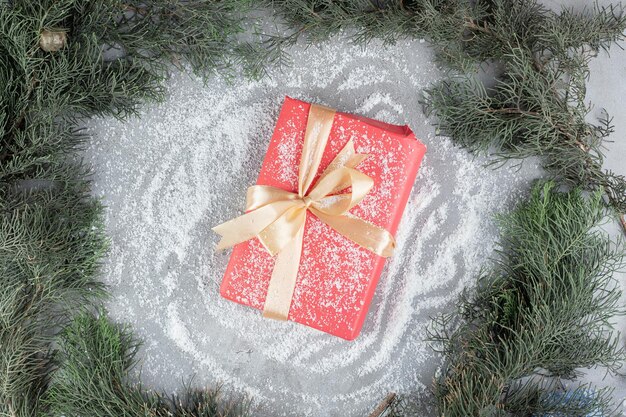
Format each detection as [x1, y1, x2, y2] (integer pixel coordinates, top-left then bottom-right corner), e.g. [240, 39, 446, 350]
[307, 167, 374, 215]
[213, 103, 396, 320]
[246, 185, 300, 211]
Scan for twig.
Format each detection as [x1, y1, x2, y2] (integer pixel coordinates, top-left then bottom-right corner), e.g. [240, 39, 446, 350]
[464, 18, 492, 35]
[482, 107, 540, 117]
[368, 393, 397, 417]
[620, 213, 626, 235]
[122, 4, 147, 15]
[7, 398, 16, 417]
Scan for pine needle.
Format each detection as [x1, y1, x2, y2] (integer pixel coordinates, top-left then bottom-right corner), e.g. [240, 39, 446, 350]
[429, 182, 626, 416]
[46, 311, 251, 417]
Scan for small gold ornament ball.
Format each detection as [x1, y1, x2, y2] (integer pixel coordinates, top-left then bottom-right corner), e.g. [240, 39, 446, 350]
[39, 29, 67, 52]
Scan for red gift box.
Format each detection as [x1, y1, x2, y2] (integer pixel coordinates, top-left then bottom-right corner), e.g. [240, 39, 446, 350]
[219, 97, 426, 340]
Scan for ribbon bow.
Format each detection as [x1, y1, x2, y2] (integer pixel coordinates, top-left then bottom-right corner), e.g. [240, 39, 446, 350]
[213, 104, 396, 320]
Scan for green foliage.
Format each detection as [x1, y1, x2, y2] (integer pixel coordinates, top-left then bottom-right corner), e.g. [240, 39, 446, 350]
[268, 0, 626, 214]
[266, 0, 470, 45]
[422, 0, 626, 214]
[2, 1, 626, 416]
[0, 1, 259, 415]
[430, 182, 626, 416]
[46, 311, 250, 417]
[0, 180, 107, 416]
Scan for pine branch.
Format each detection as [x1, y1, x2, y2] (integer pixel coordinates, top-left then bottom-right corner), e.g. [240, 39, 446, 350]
[0, 183, 108, 416]
[422, 0, 626, 215]
[45, 311, 251, 417]
[429, 182, 626, 416]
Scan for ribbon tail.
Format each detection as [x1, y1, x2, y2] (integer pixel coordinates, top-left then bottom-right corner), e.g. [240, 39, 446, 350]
[212, 201, 296, 250]
[262, 224, 305, 320]
[311, 208, 396, 258]
[258, 205, 306, 255]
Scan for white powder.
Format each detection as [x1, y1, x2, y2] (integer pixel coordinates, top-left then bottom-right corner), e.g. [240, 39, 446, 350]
[338, 65, 392, 91]
[84, 37, 539, 416]
[357, 93, 404, 115]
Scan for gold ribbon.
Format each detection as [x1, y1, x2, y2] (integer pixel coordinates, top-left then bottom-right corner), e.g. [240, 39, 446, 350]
[213, 104, 396, 320]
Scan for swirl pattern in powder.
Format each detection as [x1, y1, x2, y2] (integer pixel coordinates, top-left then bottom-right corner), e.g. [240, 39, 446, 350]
[85, 39, 537, 416]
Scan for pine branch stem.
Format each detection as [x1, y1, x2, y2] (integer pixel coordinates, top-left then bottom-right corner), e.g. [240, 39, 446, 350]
[122, 5, 147, 15]
[368, 392, 396, 417]
[483, 108, 540, 117]
[464, 18, 492, 35]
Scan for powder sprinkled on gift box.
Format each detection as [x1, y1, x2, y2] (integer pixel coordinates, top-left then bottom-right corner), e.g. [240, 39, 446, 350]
[84, 36, 540, 416]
